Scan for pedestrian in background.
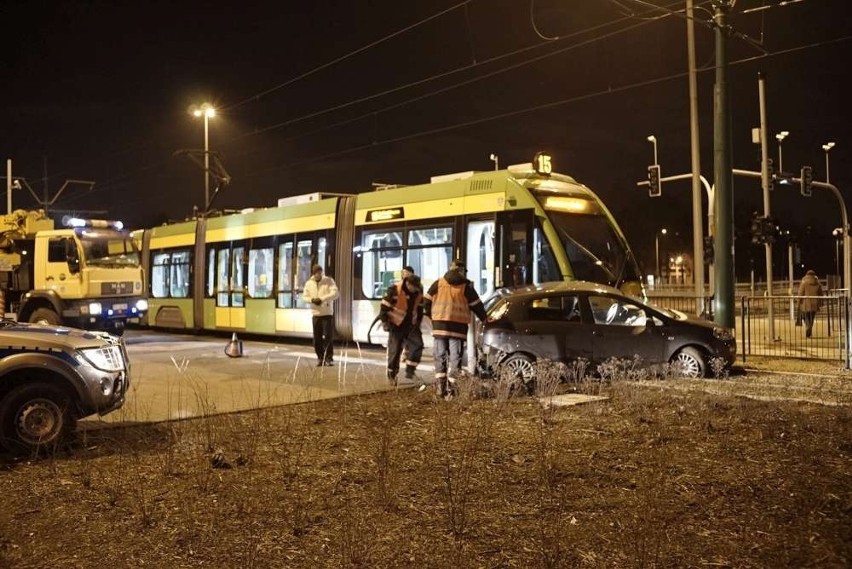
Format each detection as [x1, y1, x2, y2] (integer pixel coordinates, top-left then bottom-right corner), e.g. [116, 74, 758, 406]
[303, 264, 339, 365]
[379, 267, 424, 385]
[423, 259, 486, 399]
[798, 269, 824, 339]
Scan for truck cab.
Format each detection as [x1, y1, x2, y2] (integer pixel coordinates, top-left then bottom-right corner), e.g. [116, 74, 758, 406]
[9, 216, 147, 334]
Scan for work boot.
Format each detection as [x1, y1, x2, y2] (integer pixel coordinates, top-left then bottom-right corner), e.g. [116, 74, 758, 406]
[436, 377, 448, 398]
[404, 364, 418, 380]
[387, 370, 398, 386]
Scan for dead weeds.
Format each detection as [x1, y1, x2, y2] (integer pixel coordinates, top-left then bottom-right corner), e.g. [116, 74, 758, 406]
[1, 371, 851, 568]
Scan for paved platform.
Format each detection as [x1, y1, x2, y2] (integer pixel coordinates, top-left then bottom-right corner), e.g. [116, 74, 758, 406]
[94, 331, 412, 424]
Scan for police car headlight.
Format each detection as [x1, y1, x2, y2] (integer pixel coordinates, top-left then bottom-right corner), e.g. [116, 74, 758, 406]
[77, 346, 124, 372]
[135, 299, 148, 312]
[86, 302, 103, 316]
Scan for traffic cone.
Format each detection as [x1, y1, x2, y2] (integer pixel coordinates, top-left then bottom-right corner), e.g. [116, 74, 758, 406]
[225, 333, 243, 358]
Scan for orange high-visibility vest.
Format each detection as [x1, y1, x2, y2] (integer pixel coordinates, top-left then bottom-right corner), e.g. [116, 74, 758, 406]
[386, 282, 422, 327]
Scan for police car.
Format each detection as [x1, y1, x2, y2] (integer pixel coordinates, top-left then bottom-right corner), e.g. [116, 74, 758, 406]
[0, 320, 129, 454]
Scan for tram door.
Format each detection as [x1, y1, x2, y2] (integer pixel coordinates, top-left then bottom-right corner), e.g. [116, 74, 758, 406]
[465, 218, 496, 297]
[496, 209, 535, 289]
[210, 242, 247, 330]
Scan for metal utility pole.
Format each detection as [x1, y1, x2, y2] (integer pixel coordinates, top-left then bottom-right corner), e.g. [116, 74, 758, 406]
[712, 1, 735, 329]
[687, 0, 705, 303]
[758, 73, 776, 339]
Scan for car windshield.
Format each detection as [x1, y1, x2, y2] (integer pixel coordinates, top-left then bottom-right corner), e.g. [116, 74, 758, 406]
[79, 230, 140, 267]
[536, 194, 640, 288]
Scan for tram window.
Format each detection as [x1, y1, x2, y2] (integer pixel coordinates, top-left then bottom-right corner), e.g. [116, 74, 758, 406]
[232, 245, 246, 307]
[361, 230, 404, 298]
[151, 252, 170, 298]
[249, 247, 273, 299]
[169, 250, 191, 298]
[406, 226, 452, 292]
[317, 237, 328, 273]
[296, 239, 313, 299]
[277, 240, 294, 307]
[216, 248, 230, 306]
[466, 220, 495, 296]
[533, 226, 559, 284]
[207, 248, 216, 297]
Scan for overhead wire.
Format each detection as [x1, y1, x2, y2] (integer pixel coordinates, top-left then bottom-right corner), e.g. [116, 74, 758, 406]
[84, 0, 686, 198]
[226, 1, 473, 111]
[63, 0, 841, 209]
[241, 33, 852, 179]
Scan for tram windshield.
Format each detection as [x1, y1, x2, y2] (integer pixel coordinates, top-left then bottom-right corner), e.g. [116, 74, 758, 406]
[535, 193, 640, 288]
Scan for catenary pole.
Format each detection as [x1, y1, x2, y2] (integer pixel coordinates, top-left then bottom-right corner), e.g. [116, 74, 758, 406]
[713, 1, 735, 329]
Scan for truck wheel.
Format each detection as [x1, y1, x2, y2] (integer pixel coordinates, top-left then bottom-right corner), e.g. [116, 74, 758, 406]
[29, 308, 61, 326]
[0, 382, 75, 455]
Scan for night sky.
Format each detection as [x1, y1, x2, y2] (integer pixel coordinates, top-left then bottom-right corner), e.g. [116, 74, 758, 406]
[1, 0, 850, 281]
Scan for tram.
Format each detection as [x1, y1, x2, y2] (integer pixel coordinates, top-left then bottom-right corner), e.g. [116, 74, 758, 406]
[134, 153, 642, 344]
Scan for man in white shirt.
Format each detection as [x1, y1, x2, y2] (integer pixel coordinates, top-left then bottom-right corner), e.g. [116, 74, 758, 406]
[302, 264, 339, 366]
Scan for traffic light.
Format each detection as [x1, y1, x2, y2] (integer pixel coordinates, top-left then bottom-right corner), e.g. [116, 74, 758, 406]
[703, 235, 714, 264]
[800, 165, 813, 197]
[761, 216, 778, 244]
[750, 212, 763, 244]
[648, 164, 661, 197]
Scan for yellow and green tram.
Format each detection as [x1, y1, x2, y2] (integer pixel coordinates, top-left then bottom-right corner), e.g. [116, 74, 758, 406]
[135, 154, 642, 344]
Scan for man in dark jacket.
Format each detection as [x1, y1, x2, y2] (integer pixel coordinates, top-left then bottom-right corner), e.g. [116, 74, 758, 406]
[423, 259, 486, 399]
[798, 269, 824, 338]
[379, 271, 424, 385]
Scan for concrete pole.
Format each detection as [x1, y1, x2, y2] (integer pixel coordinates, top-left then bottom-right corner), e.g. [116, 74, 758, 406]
[687, 0, 705, 303]
[759, 73, 776, 339]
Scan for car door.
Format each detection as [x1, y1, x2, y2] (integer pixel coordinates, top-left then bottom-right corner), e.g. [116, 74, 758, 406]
[586, 294, 665, 365]
[518, 294, 592, 363]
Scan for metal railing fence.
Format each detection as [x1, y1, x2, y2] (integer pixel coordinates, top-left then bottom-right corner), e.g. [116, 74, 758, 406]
[739, 295, 850, 367]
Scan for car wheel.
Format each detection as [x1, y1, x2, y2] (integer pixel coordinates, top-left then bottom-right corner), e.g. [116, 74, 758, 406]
[0, 382, 75, 455]
[29, 308, 61, 326]
[672, 347, 706, 378]
[499, 353, 536, 393]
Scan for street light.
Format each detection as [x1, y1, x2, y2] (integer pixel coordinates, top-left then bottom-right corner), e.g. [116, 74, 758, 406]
[489, 153, 499, 171]
[191, 103, 216, 209]
[823, 141, 836, 183]
[775, 130, 789, 172]
[655, 228, 667, 286]
[646, 135, 658, 165]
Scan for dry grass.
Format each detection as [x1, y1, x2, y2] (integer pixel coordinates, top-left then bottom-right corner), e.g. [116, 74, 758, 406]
[1, 362, 851, 568]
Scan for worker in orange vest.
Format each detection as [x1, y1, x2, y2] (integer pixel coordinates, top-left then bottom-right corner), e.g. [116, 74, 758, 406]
[423, 259, 486, 399]
[379, 267, 424, 385]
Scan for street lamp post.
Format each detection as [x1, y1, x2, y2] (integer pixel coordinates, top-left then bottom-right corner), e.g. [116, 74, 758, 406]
[775, 130, 789, 172]
[192, 103, 216, 210]
[646, 135, 658, 165]
[655, 228, 667, 286]
[489, 153, 499, 171]
[823, 141, 836, 183]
